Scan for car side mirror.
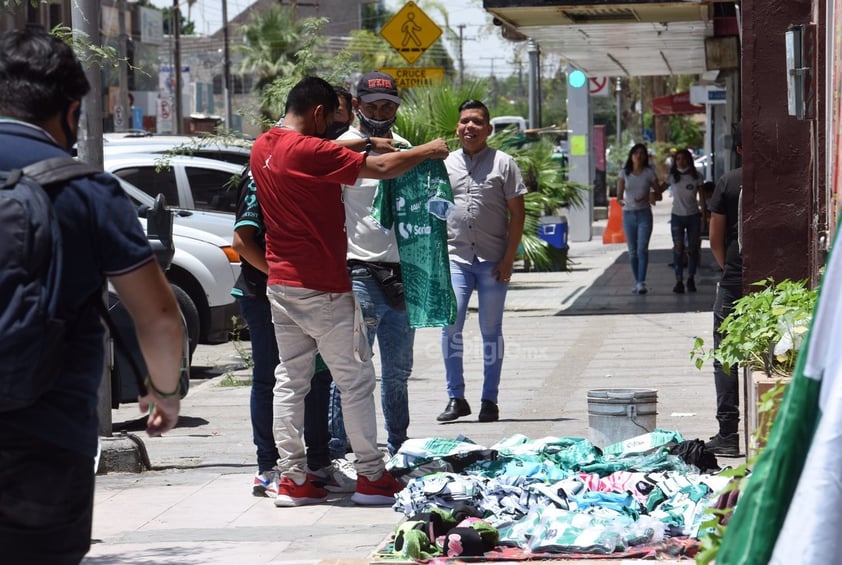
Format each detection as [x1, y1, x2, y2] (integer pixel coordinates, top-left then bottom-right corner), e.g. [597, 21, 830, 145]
[146, 193, 175, 270]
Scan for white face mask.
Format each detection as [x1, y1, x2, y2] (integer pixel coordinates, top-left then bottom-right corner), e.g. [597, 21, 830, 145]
[677, 166, 689, 173]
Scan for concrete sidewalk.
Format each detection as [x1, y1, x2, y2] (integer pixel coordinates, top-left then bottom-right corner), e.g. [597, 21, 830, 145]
[86, 203, 728, 564]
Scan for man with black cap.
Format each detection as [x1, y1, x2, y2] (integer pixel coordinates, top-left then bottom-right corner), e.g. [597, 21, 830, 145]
[337, 71, 415, 457]
[705, 120, 743, 457]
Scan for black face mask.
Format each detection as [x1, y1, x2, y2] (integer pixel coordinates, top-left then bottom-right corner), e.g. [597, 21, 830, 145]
[355, 110, 396, 138]
[61, 105, 81, 151]
[324, 121, 350, 140]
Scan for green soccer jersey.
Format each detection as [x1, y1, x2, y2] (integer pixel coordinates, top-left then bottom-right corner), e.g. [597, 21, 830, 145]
[370, 159, 457, 328]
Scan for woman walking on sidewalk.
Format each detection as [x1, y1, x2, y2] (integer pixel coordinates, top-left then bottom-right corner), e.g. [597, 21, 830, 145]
[616, 143, 664, 294]
[666, 148, 704, 294]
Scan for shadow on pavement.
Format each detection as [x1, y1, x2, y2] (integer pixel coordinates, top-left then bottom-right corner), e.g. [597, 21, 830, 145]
[437, 416, 576, 425]
[113, 415, 210, 433]
[558, 248, 719, 316]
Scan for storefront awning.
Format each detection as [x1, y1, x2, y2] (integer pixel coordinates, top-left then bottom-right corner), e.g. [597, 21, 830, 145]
[652, 92, 704, 116]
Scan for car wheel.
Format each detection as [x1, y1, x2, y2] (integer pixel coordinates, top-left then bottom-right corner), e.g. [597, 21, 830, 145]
[171, 284, 199, 356]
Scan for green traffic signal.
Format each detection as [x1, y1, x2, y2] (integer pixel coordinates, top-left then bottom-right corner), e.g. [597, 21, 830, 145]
[568, 69, 587, 89]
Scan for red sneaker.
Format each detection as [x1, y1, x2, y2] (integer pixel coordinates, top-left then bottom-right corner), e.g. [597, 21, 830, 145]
[351, 470, 404, 506]
[274, 475, 328, 507]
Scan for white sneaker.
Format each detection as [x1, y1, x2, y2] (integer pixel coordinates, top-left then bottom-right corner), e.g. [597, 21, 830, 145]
[252, 468, 280, 498]
[311, 458, 357, 493]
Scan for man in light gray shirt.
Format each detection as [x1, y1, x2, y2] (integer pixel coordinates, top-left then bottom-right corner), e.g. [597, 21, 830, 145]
[437, 99, 526, 424]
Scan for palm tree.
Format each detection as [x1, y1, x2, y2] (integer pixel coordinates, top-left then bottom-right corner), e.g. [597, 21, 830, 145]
[237, 6, 325, 121]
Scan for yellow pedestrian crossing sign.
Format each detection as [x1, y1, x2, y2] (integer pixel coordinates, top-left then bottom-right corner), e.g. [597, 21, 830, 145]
[380, 1, 443, 65]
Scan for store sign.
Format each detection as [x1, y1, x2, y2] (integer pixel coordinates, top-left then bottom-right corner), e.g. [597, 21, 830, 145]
[690, 85, 727, 105]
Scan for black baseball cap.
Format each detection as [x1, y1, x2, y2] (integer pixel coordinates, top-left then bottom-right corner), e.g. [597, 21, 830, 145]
[356, 72, 400, 105]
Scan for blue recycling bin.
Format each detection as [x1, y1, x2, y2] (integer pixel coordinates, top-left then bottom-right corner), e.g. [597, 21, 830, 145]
[538, 215, 568, 249]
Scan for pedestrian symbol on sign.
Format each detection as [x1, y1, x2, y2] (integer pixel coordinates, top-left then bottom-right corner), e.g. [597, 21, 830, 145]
[380, 1, 442, 65]
[401, 13, 422, 47]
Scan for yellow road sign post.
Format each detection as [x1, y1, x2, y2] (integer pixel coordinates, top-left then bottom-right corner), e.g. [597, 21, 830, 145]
[380, 1, 442, 65]
[380, 67, 445, 89]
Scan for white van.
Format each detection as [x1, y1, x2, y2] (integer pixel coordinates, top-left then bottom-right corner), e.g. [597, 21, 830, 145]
[490, 115, 528, 136]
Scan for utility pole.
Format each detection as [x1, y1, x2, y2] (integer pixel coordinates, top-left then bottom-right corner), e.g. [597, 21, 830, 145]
[222, 0, 233, 131]
[72, 0, 108, 434]
[173, 0, 183, 134]
[72, 2, 104, 168]
[116, 0, 130, 132]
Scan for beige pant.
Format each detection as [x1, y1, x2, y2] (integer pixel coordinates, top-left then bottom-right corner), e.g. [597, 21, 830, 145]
[267, 285, 382, 483]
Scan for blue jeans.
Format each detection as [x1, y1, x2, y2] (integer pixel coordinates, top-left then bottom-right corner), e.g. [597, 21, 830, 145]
[304, 368, 332, 470]
[622, 207, 654, 284]
[670, 213, 702, 280]
[238, 295, 280, 473]
[328, 381, 349, 459]
[349, 266, 415, 455]
[441, 258, 509, 404]
[238, 294, 333, 472]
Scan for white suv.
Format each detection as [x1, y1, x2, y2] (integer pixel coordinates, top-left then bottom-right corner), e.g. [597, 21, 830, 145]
[103, 152, 243, 346]
[104, 152, 245, 215]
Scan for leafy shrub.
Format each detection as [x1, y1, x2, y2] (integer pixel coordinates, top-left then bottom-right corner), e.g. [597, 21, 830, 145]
[691, 278, 817, 377]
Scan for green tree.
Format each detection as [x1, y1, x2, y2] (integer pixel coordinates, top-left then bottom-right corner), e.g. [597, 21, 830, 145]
[237, 6, 330, 123]
[162, 6, 195, 36]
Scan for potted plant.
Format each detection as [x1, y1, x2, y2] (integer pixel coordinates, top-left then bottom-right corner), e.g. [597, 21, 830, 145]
[693, 278, 817, 378]
[692, 278, 817, 565]
[692, 277, 817, 449]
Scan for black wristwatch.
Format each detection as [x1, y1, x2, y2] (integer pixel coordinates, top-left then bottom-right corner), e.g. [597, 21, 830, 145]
[364, 135, 373, 155]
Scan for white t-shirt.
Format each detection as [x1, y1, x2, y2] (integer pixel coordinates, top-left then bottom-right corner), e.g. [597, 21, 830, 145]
[668, 172, 703, 216]
[340, 127, 410, 263]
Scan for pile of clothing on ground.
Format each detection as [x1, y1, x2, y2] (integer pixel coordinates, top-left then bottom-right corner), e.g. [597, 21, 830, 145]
[373, 430, 736, 562]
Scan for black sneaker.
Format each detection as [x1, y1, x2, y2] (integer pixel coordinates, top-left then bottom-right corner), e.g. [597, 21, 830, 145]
[673, 280, 685, 294]
[436, 398, 471, 422]
[478, 400, 499, 422]
[686, 278, 697, 292]
[705, 433, 740, 457]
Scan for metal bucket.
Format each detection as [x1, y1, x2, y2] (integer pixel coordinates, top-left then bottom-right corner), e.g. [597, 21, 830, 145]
[587, 388, 658, 447]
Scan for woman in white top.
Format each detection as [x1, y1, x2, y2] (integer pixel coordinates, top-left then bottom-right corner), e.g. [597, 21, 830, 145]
[616, 143, 664, 294]
[666, 148, 704, 293]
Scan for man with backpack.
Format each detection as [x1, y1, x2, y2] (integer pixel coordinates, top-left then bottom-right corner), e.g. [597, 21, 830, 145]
[0, 29, 184, 563]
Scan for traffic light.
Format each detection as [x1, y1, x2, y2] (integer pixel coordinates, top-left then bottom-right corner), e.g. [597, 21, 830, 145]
[567, 69, 587, 89]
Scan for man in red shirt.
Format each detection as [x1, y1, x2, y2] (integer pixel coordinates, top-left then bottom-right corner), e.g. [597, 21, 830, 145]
[250, 76, 447, 507]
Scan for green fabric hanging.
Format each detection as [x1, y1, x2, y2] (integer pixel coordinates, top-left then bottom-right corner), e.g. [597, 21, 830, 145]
[370, 159, 457, 328]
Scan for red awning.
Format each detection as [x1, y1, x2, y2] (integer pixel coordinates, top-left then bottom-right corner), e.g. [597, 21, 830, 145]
[652, 92, 704, 115]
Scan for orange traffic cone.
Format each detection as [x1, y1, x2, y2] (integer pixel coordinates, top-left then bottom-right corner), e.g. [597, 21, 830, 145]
[602, 197, 627, 244]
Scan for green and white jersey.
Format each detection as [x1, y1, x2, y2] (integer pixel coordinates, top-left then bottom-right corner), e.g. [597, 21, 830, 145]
[370, 159, 456, 328]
